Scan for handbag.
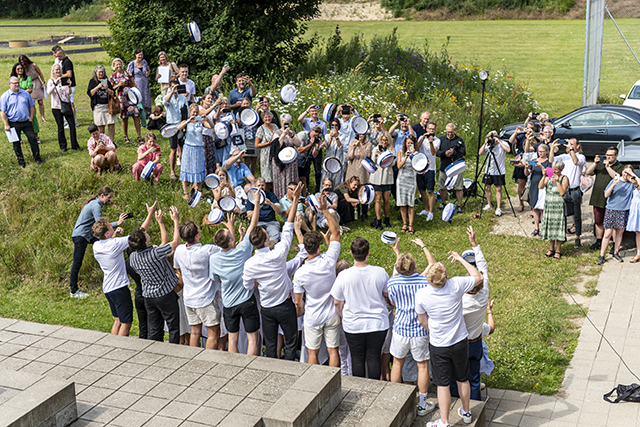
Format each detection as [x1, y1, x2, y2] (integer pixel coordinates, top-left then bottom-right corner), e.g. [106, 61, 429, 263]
[603, 383, 640, 403]
[521, 187, 530, 203]
[54, 85, 72, 116]
[215, 136, 227, 150]
[108, 94, 121, 115]
[534, 187, 546, 210]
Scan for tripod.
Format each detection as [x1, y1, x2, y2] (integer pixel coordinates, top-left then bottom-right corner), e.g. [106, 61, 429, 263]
[472, 144, 517, 219]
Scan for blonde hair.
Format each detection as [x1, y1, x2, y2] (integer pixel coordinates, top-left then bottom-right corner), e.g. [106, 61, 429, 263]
[336, 260, 352, 275]
[50, 63, 62, 81]
[395, 253, 416, 276]
[426, 262, 447, 288]
[111, 58, 123, 71]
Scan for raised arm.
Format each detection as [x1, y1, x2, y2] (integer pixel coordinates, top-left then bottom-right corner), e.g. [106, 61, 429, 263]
[140, 201, 158, 231]
[168, 206, 180, 250]
[319, 194, 340, 242]
[155, 209, 169, 246]
[449, 250, 483, 292]
[246, 196, 261, 236]
[412, 238, 436, 273]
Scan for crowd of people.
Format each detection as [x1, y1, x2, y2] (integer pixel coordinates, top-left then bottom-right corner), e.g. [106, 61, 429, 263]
[70, 178, 495, 426]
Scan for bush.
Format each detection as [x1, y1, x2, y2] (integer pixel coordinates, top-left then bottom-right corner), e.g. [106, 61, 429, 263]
[272, 28, 538, 154]
[381, 0, 576, 17]
[63, 0, 113, 22]
[0, 0, 92, 18]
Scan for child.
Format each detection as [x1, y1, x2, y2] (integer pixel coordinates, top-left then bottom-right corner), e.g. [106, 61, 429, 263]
[147, 105, 167, 130]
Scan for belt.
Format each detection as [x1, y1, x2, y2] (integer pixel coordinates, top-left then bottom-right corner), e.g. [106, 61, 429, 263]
[468, 335, 482, 343]
[569, 186, 580, 191]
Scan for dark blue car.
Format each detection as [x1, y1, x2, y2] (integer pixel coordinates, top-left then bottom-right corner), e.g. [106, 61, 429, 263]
[499, 105, 640, 157]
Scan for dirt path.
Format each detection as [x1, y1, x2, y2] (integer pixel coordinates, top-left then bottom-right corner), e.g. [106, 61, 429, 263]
[316, 1, 399, 21]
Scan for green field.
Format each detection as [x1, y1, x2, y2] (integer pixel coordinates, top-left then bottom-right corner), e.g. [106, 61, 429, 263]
[306, 19, 640, 116]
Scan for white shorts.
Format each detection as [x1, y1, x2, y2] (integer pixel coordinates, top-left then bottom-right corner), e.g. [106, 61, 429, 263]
[185, 300, 221, 327]
[304, 313, 341, 350]
[317, 209, 340, 229]
[70, 86, 76, 104]
[389, 332, 430, 362]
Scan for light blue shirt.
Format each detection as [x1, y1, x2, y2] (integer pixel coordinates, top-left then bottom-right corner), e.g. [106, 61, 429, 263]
[163, 93, 187, 125]
[0, 88, 35, 122]
[388, 273, 429, 337]
[227, 162, 252, 187]
[184, 122, 204, 147]
[71, 198, 117, 241]
[302, 117, 327, 135]
[605, 179, 635, 211]
[393, 129, 411, 154]
[210, 235, 254, 307]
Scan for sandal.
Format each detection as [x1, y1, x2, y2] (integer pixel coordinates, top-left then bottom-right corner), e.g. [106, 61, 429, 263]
[518, 205, 524, 212]
[566, 225, 576, 234]
[408, 226, 414, 235]
[545, 250, 555, 258]
[630, 255, 640, 263]
[182, 193, 189, 200]
[554, 252, 562, 260]
[401, 224, 407, 232]
[138, 136, 144, 144]
[531, 229, 540, 237]
[170, 172, 178, 182]
[124, 136, 130, 144]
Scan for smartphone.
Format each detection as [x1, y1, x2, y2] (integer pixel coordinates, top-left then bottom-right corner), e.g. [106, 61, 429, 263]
[124, 212, 133, 220]
[528, 160, 537, 166]
[224, 61, 229, 67]
[509, 159, 519, 165]
[101, 79, 108, 86]
[177, 84, 187, 94]
[284, 123, 290, 129]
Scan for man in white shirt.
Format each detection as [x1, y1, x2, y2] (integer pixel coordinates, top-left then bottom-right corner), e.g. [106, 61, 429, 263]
[337, 104, 358, 156]
[243, 182, 305, 360]
[450, 226, 489, 402]
[173, 220, 223, 349]
[549, 138, 587, 248]
[415, 247, 483, 427]
[91, 202, 157, 337]
[177, 64, 196, 102]
[294, 194, 341, 367]
[479, 131, 511, 217]
[417, 122, 440, 221]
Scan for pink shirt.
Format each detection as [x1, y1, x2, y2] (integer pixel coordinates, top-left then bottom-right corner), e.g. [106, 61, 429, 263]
[87, 133, 116, 157]
[46, 80, 71, 110]
[137, 143, 161, 166]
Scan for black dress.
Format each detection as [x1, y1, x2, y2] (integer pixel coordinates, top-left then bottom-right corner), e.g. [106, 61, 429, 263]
[528, 159, 551, 208]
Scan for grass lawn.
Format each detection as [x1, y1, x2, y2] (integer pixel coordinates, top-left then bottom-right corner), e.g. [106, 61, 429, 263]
[306, 19, 640, 116]
[0, 23, 610, 394]
[0, 19, 108, 41]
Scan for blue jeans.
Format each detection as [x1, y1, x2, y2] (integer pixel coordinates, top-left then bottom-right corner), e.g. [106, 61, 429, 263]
[450, 338, 483, 401]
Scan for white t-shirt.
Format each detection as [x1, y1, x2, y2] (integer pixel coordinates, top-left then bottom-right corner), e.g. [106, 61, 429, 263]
[200, 107, 215, 137]
[419, 135, 440, 172]
[93, 236, 130, 294]
[293, 241, 340, 329]
[179, 78, 196, 101]
[555, 152, 586, 188]
[484, 143, 507, 175]
[331, 265, 389, 334]
[415, 276, 476, 347]
[173, 243, 221, 308]
[462, 246, 489, 340]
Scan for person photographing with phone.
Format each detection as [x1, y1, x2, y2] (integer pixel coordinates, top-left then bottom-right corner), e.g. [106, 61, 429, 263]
[163, 79, 189, 181]
[479, 131, 510, 217]
[176, 103, 214, 200]
[549, 138, 586, 248]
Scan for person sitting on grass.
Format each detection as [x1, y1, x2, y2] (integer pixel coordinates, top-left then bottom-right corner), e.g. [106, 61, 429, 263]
[415, 246, 483, 427]
[132, 132, 163, 182]
[129, 206, 182, 344]
[87, 123, 121, 176]
[246, 177, 283, 243]
[91, 201, 157, 337]
[146, 105, 166, 131]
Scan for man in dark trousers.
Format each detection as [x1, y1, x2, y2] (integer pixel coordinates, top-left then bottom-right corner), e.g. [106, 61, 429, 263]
[436, 123, 466, 213]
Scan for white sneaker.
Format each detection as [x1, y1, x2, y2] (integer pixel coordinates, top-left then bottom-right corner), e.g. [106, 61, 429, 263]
[417, 401, 436, 416]
[495, 208, 502, 217]
[70, 290, 88, 298]
[418, 209, 428, 216]
[426, 212, 434, 221]
[458, 406, 472, 424]
[483, 204, 492, 211]
[426, 419, 449, 427]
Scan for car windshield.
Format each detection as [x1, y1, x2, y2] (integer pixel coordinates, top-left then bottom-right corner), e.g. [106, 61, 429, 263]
[629, 85, 640, 100]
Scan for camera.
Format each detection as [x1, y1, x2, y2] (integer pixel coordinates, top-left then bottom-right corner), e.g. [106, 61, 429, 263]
[284, 123, 290, 129]
[531, 112, 539, 119]
[378, 144, 385, 152]
[313, 136, 321, 145]
[557, 139, 567, 146]
[455, 140, 464, 149]
[399, 114, 408, 122]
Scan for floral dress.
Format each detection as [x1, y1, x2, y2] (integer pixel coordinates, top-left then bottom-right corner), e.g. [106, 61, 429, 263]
[256, 124, 275, 183]
[540, 176, 567, 241]
[127, 60, 151, 113]
[272, 129, 300, 199]
[110, 71, 139, 119]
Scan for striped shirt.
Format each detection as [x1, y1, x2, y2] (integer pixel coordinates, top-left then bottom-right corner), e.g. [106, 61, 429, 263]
[387, 273, 429, 337]
[129, 244, 178, 299]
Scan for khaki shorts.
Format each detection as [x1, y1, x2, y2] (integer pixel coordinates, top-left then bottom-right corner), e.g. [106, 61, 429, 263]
[304, 313, 341, 350]
[439, 170, 464, 191]
[185, 300, 221, 327]
[94, 103, 118, 126]
[390, 332, 430, 362]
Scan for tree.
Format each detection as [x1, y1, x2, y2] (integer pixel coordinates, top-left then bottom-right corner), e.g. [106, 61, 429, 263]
[103, 0, 321, 93]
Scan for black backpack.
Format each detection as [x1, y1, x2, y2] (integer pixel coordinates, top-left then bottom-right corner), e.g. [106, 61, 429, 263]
[603, 383, 640, 403]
